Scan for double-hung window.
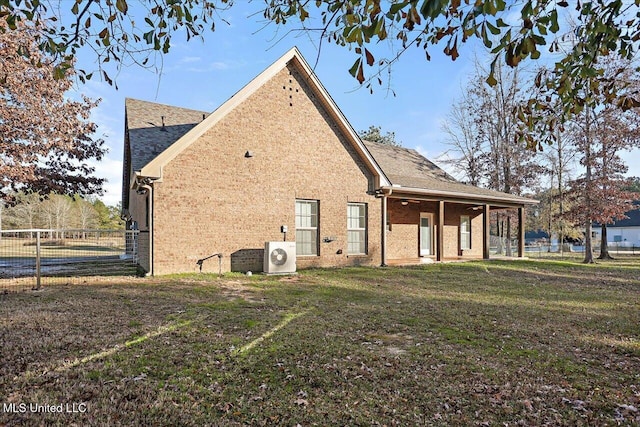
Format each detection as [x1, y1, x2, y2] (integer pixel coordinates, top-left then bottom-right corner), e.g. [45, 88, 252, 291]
[347, 203, 367, 255]
[460, 215, 471, 250]
[296, 200, 319, 256]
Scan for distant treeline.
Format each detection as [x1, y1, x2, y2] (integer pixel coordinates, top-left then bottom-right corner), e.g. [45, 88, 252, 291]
[1, 193, 123, 231]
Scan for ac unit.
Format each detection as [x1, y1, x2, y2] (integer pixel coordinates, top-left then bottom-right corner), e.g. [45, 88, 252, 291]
[264, 241, 296, 274]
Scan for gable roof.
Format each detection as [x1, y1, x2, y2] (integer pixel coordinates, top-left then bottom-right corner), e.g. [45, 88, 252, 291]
[129, 47, 388, 187]
[126, 98, 209, 172]
[606, 202, 640, 227]
[364, 140, 536, 206]
[123, 47, 535, 208]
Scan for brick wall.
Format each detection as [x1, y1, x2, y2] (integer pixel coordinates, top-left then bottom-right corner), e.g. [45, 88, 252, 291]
[150, 64, 381, 274]
[441, 203, 483, 258]
[387, 199, 429, 258]
[386, 199, 484, 260]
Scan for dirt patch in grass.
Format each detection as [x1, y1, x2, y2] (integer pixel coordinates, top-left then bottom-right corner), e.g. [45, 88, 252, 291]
[1, 259, 639, 425]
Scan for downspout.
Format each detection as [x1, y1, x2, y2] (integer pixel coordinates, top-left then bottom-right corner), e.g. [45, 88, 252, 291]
[381, 194, 387, 267]
[380, 188, 392, 267]
[139, 182, 154, 276]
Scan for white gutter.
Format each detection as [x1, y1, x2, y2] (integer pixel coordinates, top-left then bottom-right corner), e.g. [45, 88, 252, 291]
[134, 174, 155, 276]
[380, 185, 538, 206]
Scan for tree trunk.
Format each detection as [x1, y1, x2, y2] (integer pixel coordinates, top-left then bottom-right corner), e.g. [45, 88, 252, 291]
[583, 102, 595, 264]
[583, 219, 595, 264]
[547, 198, 553, 252]
[557, 127, 564, 255]
[598, 223, 614, 260]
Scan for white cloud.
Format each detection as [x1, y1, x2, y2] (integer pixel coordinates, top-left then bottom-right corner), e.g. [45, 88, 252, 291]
[180, 56, 202, 64]
[185, 59, 246, 73]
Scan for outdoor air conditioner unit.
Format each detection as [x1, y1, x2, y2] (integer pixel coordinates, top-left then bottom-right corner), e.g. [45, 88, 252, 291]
[264, 241, 296, 274]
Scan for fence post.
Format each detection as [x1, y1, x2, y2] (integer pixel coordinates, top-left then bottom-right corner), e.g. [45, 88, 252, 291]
[34, 230, 41, 290]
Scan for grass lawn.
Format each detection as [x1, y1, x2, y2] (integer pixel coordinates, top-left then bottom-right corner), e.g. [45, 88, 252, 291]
[1, 259, 639, 426]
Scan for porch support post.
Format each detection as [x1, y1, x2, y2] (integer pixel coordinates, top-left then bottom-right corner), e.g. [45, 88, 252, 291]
[483, 204, 491, 260]
[437, 200, 444, 261]
[381, 195, 388, 267]
[518, 206, 525, 258]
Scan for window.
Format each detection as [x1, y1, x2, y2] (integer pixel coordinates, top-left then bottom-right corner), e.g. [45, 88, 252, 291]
[347, 203, 367, 255]
[460, 215, 471, 250]
[296, 200, 318, 256]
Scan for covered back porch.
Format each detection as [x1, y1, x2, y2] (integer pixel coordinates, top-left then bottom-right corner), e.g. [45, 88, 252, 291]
[379, 190, 532, 266]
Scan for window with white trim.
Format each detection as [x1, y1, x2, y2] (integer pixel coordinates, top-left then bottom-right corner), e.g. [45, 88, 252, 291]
[460, 215, 471, 250]
[347, 203, 367, 255]
[296, 200, 319, 256]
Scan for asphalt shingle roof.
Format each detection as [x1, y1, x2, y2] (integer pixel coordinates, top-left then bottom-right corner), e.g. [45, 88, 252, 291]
[611, 207, 640, 227]
[363, 140, 535, 204]
[126, 98, 209, 172]
[598, 202, 640, 227]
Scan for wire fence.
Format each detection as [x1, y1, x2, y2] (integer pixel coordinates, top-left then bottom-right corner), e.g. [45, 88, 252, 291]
[0, 229, 139, 293]
[524, 242, 640, 260]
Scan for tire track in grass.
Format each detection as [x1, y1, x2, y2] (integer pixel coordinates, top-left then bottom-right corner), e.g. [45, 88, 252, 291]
[231, 310, 309, 356]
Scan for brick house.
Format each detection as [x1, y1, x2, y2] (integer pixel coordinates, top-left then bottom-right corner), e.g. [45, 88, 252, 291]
[122, 47, 536, 275]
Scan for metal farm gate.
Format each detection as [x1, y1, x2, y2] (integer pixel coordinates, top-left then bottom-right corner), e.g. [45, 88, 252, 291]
[0, 229, 139, 292]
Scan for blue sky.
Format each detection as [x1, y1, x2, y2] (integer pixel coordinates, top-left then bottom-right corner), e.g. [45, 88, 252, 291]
[72, 2, 640, 206]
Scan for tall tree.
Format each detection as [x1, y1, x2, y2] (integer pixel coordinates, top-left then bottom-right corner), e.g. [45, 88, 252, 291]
[592, 105, 640, 259]
[74, 197, 99, 230]
[441, 99, 484, 186]
[0, 21, 105, 202]
[92, 199, 125, 230]
[561, 58, 640, 263]
[564, 111, 640, 262]
[3, 192, 40, 232]
[358, 125, 401, 147]
[527, 187, 583, 248]
[40, 194, 72, 238]
[444, 59, 544, 255]
[537, 116, 577, 253]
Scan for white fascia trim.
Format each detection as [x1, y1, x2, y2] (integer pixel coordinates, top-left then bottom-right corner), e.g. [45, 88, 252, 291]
[140, 46, 390, 187]
[141, 48, 300, 179]
[291, 51, 391, 187]
[381, 185, 539, 206]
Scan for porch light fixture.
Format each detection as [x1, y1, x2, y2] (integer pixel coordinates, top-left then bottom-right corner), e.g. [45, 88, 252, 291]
[401, 199, 409, 206]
